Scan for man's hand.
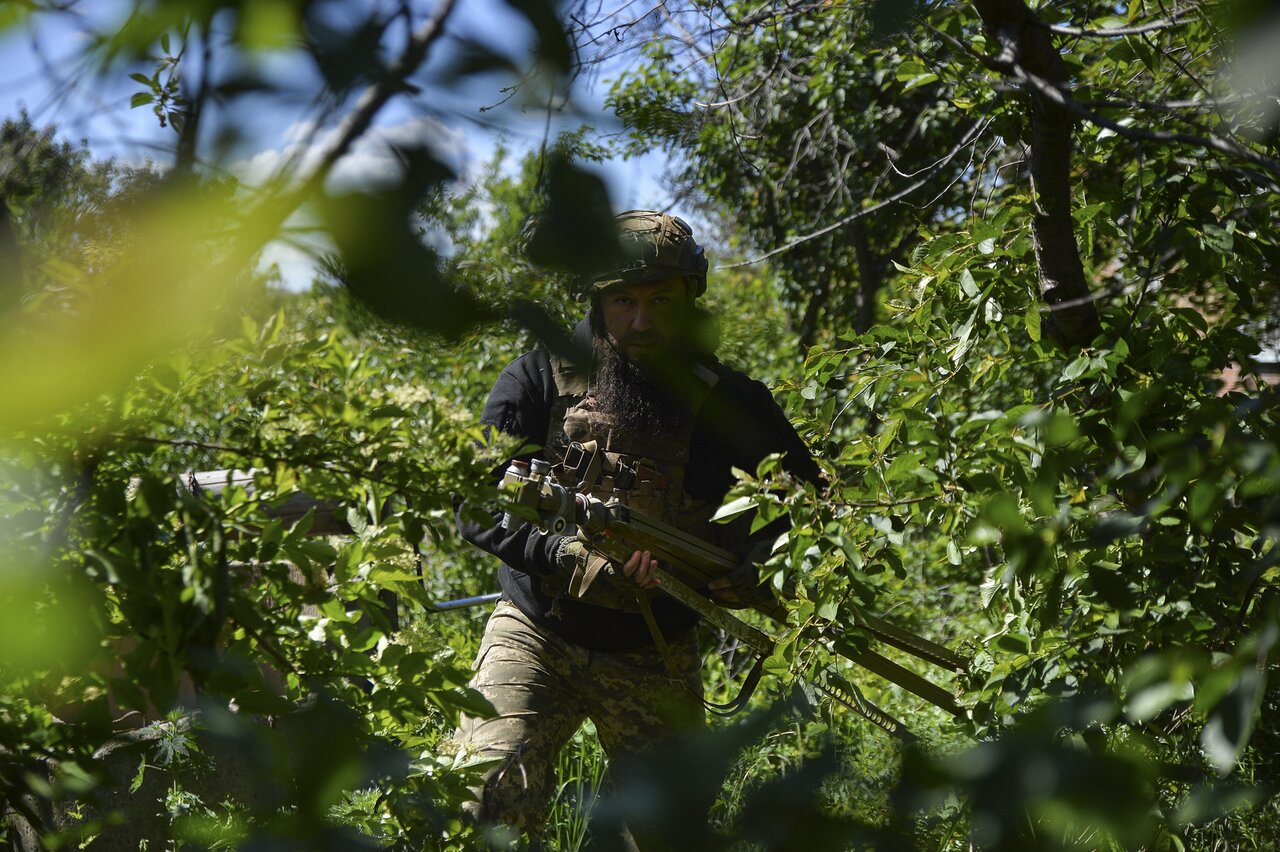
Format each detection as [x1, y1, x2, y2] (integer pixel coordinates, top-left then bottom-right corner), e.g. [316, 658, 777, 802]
[556, 538, 660, 592]
[619, 550, 661, 590]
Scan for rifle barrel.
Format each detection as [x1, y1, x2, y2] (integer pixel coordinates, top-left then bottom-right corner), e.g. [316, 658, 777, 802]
[428, 592, 502, 611]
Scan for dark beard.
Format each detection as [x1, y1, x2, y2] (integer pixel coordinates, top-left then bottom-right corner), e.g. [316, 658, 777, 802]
[592, 337, 692, 439]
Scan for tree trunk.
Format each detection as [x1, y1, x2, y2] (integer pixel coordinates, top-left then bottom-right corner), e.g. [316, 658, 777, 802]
[971, 0, 1102, 348]
[0, 198, 20, 310]
[798, 273, 832, 349]
[851, 219, 881, 333]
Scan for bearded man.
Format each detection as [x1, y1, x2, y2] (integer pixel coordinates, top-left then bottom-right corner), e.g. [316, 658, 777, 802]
[455, 210, 820, 845]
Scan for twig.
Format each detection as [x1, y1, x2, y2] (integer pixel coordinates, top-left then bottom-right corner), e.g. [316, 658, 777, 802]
[841, 494, 941, 509]
[1116, 245, 1180, 342]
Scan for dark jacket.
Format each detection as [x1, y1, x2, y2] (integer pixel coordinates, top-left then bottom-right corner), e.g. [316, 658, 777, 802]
[456, 322, 820, 651]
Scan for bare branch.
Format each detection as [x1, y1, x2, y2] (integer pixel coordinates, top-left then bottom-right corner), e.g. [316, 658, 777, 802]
[570, 0, 838, 76]
[1047, 14, 1196, 38]
[926, 22, 1005, 73]
[718, 120, 990, 269]
[1007, 62, 1280, 186]
[693, 44, 782, 109]
[880, 130, 977, 181]
[296, 0, 458, 197]
[930, 16, 1280, 187]
[1076, 94, 1261, 113]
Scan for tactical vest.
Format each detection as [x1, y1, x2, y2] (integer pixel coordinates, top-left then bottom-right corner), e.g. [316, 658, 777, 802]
[541, 354, 722, 608]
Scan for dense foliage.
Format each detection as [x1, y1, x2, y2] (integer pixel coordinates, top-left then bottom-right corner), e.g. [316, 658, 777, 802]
[2, 0, 1278, 849]
[603, 0, 1280, 847]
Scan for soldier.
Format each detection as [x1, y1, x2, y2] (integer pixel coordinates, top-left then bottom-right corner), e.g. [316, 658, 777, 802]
[455, 210, 820, 846]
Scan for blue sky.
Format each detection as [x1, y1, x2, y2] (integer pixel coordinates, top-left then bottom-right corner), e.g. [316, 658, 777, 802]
[0, 0, 673, 288]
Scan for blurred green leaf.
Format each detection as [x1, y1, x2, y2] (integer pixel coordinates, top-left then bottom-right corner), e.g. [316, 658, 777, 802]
[523, 152, 620, 278]
[503, 0, 572, 74]
[1200, 667, 1264, 775]
[322, 146, 489, 337]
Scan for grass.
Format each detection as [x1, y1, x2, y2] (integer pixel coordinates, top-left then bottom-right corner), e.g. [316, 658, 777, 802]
[544, 722, 608, 852]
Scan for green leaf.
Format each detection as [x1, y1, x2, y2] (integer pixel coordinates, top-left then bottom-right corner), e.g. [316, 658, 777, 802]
[750, 499, 785, 533]
[876, 417, 902, 453]
[398, 651, 429, 678]
[994, 632, 1032, 655]
[1090, 15, 1129, 30]
[763, 648, 792, 677]
[901, 72, 938, 93]
[1173, 783, 1264, 828]
[368, 404, 411, 419]
[1127, 679, 1194, 722]
[334, 540, 363, 584]
[1064, 354, 1091, 380]
[130, 759, 147, 794]
[1024, 305, 1042, 342]
[1201, 667, 1265, 775]
[1188, 479, 1218, 524]
[436, 687, 497, 720]
[523, 152, 619, 277]
[130, 92, 154, 108]
[950, 313, 976, 365]
[894, 60, 928, 81]
[712, 495, 755, 522]
[983, 493, 1028, 533]
[1045, 411, 1078, 445]
[884, 451, 925, 483]
[1090, 511, 1145, 544]
[1201, 223, 1235, 254]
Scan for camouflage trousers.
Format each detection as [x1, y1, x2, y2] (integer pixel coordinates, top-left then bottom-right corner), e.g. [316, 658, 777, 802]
[456, 601, 705, 844]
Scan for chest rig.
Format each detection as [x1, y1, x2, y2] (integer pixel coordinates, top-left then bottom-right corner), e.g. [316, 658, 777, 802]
[542, 353, 721, 610]
[546, 355, 721, 530]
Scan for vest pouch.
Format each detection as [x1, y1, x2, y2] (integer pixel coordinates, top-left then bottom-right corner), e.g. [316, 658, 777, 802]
[562, 440, 603, 489]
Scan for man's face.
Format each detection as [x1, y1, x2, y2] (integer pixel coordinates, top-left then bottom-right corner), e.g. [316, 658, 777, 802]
[598, 277, 691, 364]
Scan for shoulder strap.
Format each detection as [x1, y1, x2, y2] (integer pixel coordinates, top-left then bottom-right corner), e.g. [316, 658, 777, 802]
[549, 353, 589, 398]
[691, 360, 719, 391]
[545, 353, 589, 460]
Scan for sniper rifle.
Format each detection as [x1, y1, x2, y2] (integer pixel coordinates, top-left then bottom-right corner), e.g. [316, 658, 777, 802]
[500, 456, 969, 742]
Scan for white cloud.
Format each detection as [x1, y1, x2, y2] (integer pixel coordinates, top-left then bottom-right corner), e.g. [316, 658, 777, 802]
[234, 115, 471, 290]
[257, 237, 329, 292]
[282, 118, 320, 146]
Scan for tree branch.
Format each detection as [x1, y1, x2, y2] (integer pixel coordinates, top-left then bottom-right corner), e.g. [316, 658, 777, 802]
[971, 0, 1099, 347]
[1047, 13, 1196, 38]
[294, 0, 458, 200]
[718, 119, 988, 269]
[1008, 63, 1280, 185]
[936, 11, 1280, 187]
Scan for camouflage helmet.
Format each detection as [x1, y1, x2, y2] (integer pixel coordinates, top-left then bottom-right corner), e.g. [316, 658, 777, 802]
[581, 210, 708, 299]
